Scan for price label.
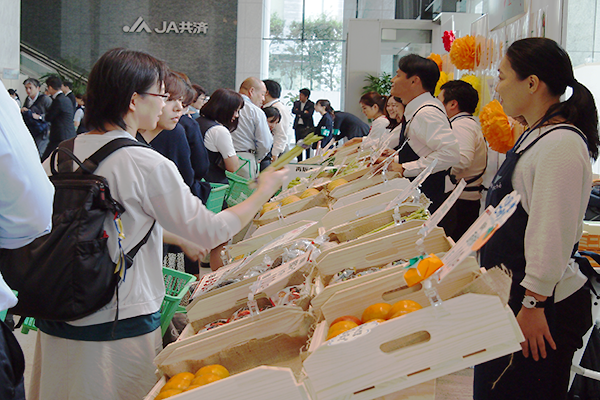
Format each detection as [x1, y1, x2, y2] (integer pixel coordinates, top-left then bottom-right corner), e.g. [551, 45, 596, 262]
[327, 321, 379, 346]
[249, 253, 310, 296]
[438, 190, 520, 282]
[385, 159, 438, 211]
[191, 259, 244, 299]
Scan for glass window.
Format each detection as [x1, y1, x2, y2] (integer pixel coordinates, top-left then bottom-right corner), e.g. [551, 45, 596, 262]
[263, 0, 344, 110]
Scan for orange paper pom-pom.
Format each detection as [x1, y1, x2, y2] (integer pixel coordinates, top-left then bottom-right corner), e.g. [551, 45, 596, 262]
[428, 53, 443, 71]
[479, 100, 514, 153]
[450, 35, 476, 70]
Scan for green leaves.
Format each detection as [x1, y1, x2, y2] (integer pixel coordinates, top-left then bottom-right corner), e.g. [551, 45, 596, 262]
[362, 73, 393, 96]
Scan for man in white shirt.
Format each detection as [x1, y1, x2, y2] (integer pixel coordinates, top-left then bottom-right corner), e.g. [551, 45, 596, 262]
[263, 79, 294, 160]
[438, 80, 487, 241]
[384, 54, 460, 213]
[0, 80, 54, 400]
[231, 77, 273, 178]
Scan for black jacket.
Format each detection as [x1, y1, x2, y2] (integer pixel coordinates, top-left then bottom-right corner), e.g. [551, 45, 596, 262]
[66, 91, 77, 110]
[333, 111, 370, 139]
[45, 93, 75, 142]
[292, 100, 315, 129]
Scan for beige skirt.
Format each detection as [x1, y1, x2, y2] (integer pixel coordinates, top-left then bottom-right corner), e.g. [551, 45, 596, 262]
[28, 329, 162, 400]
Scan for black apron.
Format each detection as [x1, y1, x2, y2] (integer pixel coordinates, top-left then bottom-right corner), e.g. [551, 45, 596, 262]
[395, 104, 451, 213]
[474, 121, 592, 400]
[197, 116, 228, 184]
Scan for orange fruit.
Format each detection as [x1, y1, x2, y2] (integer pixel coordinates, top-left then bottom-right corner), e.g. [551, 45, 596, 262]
[388, 300, 422, 319]
[326, 320, 358, 340]
[361, 303, 391, 323]
[281, 195, 301, 206]
[327, 178, 348, 191]
[364, 318, 386, 324]
[191, 373, 222, 387]
[261, 202, 280, 216]
[331, 315, 362, 326]
[300, 188, 320, 199]
[161, 372, 194, 392]
[195, 364, 230, 379]
[155, 389, 183, 399]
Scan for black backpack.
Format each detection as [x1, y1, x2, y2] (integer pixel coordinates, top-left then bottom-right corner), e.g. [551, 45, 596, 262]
[0, 137, 154, 321]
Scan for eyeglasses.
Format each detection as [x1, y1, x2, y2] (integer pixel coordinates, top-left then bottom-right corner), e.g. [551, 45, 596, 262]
[139, 92, 170, 102]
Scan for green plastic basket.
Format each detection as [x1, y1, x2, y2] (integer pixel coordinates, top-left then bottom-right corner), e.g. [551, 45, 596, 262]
[205, 182, 229, 213]
[224, 171, 256, 207]
[161, 267, 196, 336]
[20, 317, 37, 334]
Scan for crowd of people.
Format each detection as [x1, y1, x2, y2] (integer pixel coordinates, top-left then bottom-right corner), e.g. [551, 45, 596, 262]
[0, 36, 598, 400]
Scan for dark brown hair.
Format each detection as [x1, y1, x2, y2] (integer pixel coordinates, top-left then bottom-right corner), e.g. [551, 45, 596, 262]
[200, 88, 244, 132]
[360, 91, 387, 112]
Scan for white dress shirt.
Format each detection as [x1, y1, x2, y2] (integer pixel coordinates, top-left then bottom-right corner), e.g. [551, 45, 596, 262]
[264, 99, 294, 155]
[231, 95, 273, 161]
[449, 112, 487, 200]
[401, 92, 460, 178]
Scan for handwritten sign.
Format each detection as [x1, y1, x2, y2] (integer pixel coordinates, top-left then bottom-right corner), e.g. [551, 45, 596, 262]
[249, 253, 310, 296]
[438, 190, 520, 282]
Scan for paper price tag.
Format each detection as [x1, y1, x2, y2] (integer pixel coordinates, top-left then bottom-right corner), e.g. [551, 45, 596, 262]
[191, 260, 244, 299]
[419, 179, 466, 238]
[249, 253, 309, 296]
[438, 190, 520, 282]
[385, 159, 438, 211]
[327, 321, 378, 346]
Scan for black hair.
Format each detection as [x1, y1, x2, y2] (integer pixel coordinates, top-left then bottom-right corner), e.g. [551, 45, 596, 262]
[45, 75, 63, 90]
[398, 54, 440, 95]
[192, 84, 206, 102]
[360, 91, 387, 113]
[299, 88, 311, 98]
[201, 88, 245, 132]
[62, 80, 73, 89]
[384, 96, 403, 129]
[506, 38, 600, 160]
[316, 99, 335, 118]
[8, 89, 19, 99]
[23, 78, 41, 88]
[263, 106, 281, 123]
[263, 79, 282, 99]
[440, 80, 479, 115]
[84, 48, 168, 132]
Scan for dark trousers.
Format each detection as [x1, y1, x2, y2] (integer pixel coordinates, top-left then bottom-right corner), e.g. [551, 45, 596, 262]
[442, 198, 481, 242]
[474, 286, 592, 400]
[0, 321, 26, 400]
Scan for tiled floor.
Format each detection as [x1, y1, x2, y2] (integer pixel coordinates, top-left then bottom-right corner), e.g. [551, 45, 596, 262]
[15, 327, 473, 399]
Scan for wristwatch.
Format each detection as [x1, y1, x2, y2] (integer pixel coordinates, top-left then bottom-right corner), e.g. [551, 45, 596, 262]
[522, 295, 547, 309]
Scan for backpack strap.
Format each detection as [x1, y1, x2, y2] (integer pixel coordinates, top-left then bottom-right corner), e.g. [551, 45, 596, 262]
[124, 221, 156, 269]
[81, 138, 152, 174]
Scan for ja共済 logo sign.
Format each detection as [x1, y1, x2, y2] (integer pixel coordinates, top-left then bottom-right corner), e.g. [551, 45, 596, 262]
[123, 17, 208, 34]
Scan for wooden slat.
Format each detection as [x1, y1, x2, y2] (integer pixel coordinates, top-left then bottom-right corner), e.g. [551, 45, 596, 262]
[332, 178, 410, 209]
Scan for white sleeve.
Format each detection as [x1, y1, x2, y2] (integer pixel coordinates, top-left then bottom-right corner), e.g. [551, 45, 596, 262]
[143, 159, 242, 250]
[450, 119, 477, 176]
[271, 122, 287, 156]
[205, 126, 237, 159]
[255, 112, 274, 160]
[74, 108, 84, 123]
[402, 109, 460, 177]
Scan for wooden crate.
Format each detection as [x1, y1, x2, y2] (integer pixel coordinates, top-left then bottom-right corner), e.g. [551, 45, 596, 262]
[328, 172, 402, 200]
[250, 207, 329, 239]
[302, 263, 523, 400]
[258, 191, 331, 226]
[148, 308, 315, 400]
[331, 178, 410, 209]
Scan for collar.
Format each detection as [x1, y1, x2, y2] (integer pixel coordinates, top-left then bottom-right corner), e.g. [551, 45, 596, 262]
[263, 99, 280, 108]
[450, 111, 472, 122]
[404, 92, 436, 121]
[28, 92, 40, 103]
[64, 90, 72, 96]
[241, 94, 256, 106]
[52, 90, 64, 100]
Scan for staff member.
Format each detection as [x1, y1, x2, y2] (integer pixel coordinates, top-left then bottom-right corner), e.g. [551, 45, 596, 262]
[474, 38, 600, 400]
[382, 54, 460, 213]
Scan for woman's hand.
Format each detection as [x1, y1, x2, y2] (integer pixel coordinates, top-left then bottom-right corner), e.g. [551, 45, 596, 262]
[516, 306, 556, 361]
[256, 167, 288, 196]
[178, 239, 208, 261]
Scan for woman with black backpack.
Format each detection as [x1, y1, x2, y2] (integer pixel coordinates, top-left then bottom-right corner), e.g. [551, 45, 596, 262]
[30, 48, 286, 400]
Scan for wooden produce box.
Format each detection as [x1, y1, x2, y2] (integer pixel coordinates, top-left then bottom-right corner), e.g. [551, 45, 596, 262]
[148, 308, 315, 400]
[328, 172, 402, 200]
[302, 261, 523, 400]
[331, 178, 410, 210]
[310, 227, 451, 313]
[257, 190, 331, 226]
[250, 207, 329, 240]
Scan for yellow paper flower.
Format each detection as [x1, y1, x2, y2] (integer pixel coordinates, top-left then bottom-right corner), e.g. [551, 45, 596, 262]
[479, 100, 514, 153]
[450, 35, 476, 70]
[434, 71, 449, 98]
[428, 53, 443, 71]
[460, 74, 481, 115]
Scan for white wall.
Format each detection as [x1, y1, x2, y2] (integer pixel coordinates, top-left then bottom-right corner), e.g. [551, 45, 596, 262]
[0, 0, 21, 91]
